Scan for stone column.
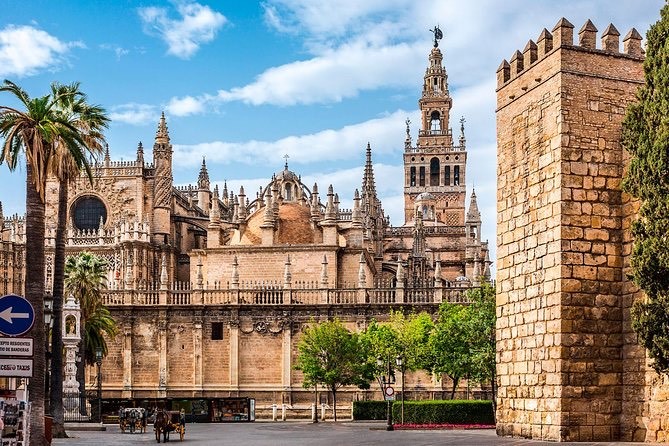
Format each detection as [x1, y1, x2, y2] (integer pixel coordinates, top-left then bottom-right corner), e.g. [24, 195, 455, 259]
[229, 320, 240, 391]
[122, 322, 133, 398]
[282, 324, 292, 396]
[158, 315, 168, 398]
[194, 322, 203, 393]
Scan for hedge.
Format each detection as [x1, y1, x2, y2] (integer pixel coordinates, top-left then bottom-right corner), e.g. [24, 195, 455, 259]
[353, 400, 494, 425]
[352, 401, 388, 420]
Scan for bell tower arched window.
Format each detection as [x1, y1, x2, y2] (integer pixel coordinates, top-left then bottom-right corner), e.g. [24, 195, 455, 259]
[430, 157, 440, 186]
[410, 167, 416, 186]
[419, 166, 426, 187]
[444, 166, 451, 186]
[454, 165, 460, 185]
[430, 111, 441, 134]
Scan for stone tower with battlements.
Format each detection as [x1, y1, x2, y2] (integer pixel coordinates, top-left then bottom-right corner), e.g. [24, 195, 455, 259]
[495, 17, 669, 442]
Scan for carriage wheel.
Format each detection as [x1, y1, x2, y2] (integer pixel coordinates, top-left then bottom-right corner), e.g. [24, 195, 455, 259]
[180, 426, 184, 441]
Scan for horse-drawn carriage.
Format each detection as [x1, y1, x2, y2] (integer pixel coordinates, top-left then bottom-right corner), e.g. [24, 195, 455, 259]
[119, 407, 147, 433]
[154, 410, 185, 443]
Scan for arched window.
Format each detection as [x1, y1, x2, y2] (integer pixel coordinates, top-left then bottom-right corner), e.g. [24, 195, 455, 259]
[284, 183, 292, 200]
[430, 111, 441, 134]
[410, 167, 416, 186]
[454, 165, 460, 185]
[72, 195, 107, 230]
[430, 158, 440, 186]
[444, 165, 451, 186]
[419, 166, 426, 187]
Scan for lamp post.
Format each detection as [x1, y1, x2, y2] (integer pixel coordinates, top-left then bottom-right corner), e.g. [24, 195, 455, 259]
[376, 355, 396, 431]
[44, 294, 54, 416]
[396, 355, 404, 425]
[95, 347, 103, 423]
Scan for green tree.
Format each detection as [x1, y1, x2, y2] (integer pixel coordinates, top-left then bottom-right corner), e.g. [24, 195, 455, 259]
[621, 4, 669, 376]
[64, 252, 118, 404]
[428, 302, 471, 399]
[48, 83, 108, 437]
[463, 283, 496, 404]
[427, 284, 496, 401]
[295, 319, 373, 421]
[0, 79, 101, 445]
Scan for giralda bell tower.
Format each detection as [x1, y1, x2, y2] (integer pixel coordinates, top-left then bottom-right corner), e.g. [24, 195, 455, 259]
[404, 27, 467, 227]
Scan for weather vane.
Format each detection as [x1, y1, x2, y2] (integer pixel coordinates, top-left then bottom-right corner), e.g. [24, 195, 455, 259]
[429, 25, 443, 48]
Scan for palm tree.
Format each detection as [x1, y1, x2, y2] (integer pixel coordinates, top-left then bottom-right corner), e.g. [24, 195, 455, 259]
[0, 79, 99, 445]
[64, 252, 118, 409]
[48, 83, 108, 437]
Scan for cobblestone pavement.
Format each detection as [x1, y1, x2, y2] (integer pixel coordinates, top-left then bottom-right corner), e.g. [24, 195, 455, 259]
[53, 422, 663, 446]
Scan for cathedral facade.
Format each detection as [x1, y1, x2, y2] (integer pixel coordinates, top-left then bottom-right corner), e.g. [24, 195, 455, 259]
[0, 40, 489, 412]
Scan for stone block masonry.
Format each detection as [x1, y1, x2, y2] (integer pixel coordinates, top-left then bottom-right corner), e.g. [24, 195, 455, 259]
[495, 17, 669, 442]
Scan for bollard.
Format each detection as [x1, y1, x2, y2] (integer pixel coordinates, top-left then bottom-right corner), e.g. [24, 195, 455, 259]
[311, 403, 317, 423]
[272, 404, 277, 421]
[281, 404, 286, 421]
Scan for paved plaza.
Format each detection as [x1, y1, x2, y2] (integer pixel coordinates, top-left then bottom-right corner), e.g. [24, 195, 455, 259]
[52, 422, 663, 446]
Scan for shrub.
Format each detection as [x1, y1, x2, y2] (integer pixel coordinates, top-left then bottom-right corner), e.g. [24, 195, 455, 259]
[395, 400, 494, 425]
[352, 401, 388, 420]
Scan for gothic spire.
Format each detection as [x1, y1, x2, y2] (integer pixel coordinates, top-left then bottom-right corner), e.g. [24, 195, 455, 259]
[466, 188, 481, 223]
[104, 143, 110, 165]
[198, 157, 210, 190]
[136, 141, 144, 163]
[155, 111, 170, 144]
[412, 210, 426, 258]
[459, 117, 466, 148]
[362, 142, 377, 197]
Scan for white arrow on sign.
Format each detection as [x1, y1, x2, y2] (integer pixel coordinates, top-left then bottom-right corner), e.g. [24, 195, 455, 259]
[0, 307, 30, 324]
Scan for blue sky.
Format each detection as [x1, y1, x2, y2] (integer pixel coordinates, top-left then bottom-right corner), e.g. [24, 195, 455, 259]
[0, 0, 665, 272]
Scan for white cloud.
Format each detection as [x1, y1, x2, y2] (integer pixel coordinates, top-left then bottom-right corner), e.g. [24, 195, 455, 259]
[99, 44, 129, 61]
[139, 1, 227, 59]
[262, 0, 416, 40]
[217, 41, 424, 106]
[166, 95, 207, 116]
[0, 25, 83, 77]
[109, 103, 158, 125]
[173, 109, 420, 167]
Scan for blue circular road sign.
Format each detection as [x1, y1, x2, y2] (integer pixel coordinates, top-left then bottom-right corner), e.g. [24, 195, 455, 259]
[0, 294, 35, 337]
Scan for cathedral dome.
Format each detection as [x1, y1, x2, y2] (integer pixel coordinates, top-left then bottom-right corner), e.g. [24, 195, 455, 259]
[415, 192, 435, 201]
[275, 167, 299, 182]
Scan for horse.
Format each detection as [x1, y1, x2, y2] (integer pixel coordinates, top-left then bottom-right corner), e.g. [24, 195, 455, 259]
[153, 410, 172, 443]
[128, 409, 138, 433]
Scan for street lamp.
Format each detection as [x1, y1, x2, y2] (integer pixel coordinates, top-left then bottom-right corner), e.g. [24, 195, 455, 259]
[395, 355, 404, 425]
[95, 347, 103, 423]
[44, 294, 54, 415]
[376, 355, 396, 431]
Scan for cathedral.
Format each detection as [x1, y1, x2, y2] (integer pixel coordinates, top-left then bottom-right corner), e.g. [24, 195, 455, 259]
[0, 38, 489, 415]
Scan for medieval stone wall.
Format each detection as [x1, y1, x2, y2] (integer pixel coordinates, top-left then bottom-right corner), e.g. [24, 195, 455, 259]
[497, 18, 669, 442]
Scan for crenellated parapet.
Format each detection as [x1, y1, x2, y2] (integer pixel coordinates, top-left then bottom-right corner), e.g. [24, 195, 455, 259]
[497, 18, 644, 90]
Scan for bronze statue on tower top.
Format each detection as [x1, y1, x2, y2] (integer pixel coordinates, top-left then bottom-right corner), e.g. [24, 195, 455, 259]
[430, 25, 443, 48]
